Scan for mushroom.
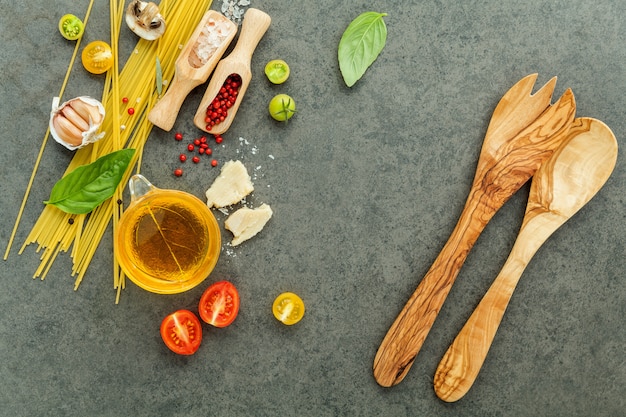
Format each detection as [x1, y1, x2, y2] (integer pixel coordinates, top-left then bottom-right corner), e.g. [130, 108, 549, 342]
[125, 0, 166, 40]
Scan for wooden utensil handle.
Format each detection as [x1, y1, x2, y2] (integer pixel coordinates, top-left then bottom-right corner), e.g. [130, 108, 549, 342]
[229, 8, 271, 63]
[433, 241, 529, 402]
[373, 192, 493, 387]
[148, 73, 200, 131]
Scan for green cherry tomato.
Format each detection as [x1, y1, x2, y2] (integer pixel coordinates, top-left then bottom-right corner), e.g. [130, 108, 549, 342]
[273, 292, 305, 325]
[59, 14, 84, 41]
[264, 59, 290, 84]
[268, 94, 296, 122]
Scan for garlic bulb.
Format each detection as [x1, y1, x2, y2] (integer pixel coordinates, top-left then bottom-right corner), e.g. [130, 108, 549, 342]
[49, 96, 106, 150]
[125, 0, 166, 41]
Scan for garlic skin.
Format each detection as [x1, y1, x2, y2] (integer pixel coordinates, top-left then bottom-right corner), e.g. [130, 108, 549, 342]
[49, 96, 106, 150]
[125, 0, 166, 41]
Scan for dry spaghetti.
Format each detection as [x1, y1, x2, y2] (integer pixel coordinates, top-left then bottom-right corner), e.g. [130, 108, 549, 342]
[7, 0, 213, 303]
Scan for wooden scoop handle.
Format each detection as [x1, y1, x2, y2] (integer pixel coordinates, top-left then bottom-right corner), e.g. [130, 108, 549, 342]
[227, 8, 272, 65]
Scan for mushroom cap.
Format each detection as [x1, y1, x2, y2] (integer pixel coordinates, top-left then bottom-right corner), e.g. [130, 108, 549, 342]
[125, 0, 166, 41]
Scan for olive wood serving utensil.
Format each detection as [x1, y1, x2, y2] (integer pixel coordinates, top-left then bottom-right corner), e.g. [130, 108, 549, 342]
[148, 10, 237, 131]
[193, 8, 271, 134]
[373, 74, 576, 387]
[433, 117, 618, 402]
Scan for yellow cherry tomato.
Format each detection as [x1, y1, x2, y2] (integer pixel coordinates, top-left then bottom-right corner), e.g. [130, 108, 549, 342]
[81, 41, 113, 74]
[264, 59, 290, 84]
[58, 14, 84, 41]
[272, 292, 305, 325]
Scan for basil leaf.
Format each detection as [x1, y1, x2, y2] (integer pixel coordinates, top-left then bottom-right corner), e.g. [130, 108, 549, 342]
[45, 149, 136, 214]
[338, 12, 388, 87]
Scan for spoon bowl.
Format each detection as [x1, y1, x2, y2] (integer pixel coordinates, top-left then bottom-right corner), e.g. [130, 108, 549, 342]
[433, 117, 618, 402]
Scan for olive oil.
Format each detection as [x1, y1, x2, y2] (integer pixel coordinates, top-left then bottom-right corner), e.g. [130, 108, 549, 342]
[115, 181, 220, 294]
[129, 200, 208, 280]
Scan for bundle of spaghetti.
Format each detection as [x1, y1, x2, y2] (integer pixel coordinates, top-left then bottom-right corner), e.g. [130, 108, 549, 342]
[18, 0, 213, 302]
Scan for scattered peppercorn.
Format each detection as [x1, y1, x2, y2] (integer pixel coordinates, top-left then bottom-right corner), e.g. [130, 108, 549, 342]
[192, 156, 200, 163]
[174, 168, 183, 177]
[179, 154, 187, 162]
[174, 132, 183, 141]
[211, 159, 218, 167]
[128, 108, 135, 115]
[122, 97, 129, 103]
[187, 144, 195, 152]
[214, 134, 223, 144]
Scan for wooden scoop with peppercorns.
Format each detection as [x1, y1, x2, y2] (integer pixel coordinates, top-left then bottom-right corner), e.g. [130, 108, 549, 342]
[193, 8, 271, 135]
[148, 10, 237, 131]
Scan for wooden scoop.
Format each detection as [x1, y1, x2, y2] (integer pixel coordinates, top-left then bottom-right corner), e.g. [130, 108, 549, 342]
[373, 74, 576, 387]
[193, 8, 271, 134]
[148, 10, 237, 131]
[433, 117, 618, 402]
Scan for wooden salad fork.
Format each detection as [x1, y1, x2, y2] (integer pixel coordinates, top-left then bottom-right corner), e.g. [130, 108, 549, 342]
[373, 74, 577, 387]
[434, 117, 618, 402]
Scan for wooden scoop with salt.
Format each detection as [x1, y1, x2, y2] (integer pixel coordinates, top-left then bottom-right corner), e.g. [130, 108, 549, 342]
[148, 10, 237, 131]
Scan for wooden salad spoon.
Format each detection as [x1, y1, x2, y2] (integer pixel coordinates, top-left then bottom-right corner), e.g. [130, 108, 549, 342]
[373, 74, 576, 387]
[193, 8, 271, 134]
[148, 10, 237, 131]
[434, 117, 618, 402]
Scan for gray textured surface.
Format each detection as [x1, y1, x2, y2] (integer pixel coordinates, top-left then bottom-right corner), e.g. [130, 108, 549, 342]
[1, 0, 624, 416]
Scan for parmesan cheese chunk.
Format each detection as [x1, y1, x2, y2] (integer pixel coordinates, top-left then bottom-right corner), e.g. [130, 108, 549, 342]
[225, 204, 273, 246]
[205, 160, 254, 208]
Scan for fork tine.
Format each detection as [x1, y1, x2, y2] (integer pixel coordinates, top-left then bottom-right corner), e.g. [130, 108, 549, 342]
[485, 74, 557, 143]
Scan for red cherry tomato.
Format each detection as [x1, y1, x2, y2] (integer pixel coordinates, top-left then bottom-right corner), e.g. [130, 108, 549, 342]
[160, 310, 203, 355]
[198, 280, 240, 328]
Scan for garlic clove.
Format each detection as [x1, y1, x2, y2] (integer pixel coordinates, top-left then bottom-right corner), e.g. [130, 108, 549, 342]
[69, 97, 103, 126]
[61, 105, 90, 132]
[125, 0, 166, 41]
[53, 115, 84, 147]
[49, 96, 106, 150]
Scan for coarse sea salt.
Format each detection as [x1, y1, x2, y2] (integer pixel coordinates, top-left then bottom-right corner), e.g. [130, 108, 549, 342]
[190, 18, 235, 68]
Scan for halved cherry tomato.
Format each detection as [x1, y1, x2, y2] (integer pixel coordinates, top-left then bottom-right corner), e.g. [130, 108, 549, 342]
[81, 41, 113, 74]
[272, 292, 305, 325]
[264, 59, 290, 84]
[160, 310, 203, 355]
[58, 14, 84, 41]
[198, 280, 240, 328]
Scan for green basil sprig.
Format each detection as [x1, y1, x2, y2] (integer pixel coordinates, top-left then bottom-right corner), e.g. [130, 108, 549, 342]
[338, 11, 388, 87]
[45, 148, 136, 214]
